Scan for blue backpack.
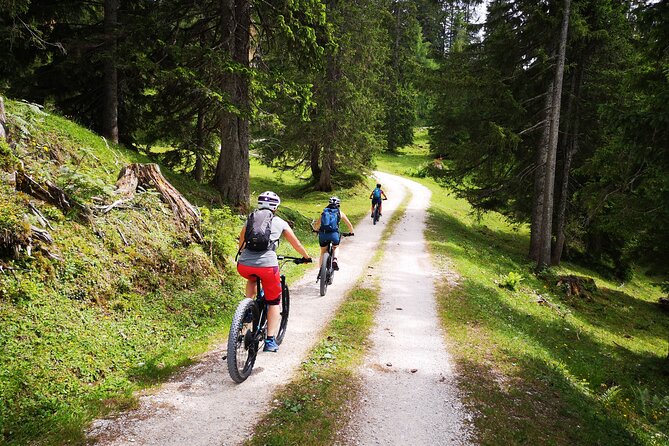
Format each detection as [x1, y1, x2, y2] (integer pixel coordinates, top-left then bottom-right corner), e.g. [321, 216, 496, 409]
[372, 188, 382, 199]
[320, 206, 340, 233]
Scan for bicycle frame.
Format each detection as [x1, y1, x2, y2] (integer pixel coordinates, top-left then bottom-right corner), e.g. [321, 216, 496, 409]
[251, 273, 289, 344]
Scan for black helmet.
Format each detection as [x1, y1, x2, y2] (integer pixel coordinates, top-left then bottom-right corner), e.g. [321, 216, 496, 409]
[376, 183, 381, 188]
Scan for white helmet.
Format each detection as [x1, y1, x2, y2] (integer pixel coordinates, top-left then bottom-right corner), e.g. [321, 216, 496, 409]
[258, 191, 281, 210]
[329, 196, 340, 207]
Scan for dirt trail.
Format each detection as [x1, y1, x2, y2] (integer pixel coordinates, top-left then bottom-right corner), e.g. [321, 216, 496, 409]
[342, 173, 472, 445]
[87, 177, 408, 446]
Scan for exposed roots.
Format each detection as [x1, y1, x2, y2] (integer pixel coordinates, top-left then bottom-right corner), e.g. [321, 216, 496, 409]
[113, 163, 203, 243]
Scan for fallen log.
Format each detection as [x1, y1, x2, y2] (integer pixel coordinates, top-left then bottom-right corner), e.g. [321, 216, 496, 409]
[114, 163, 202, 242]
[30, 225, 53, 244]
[29, 202, 54, 230]
[15, 171, 91, 223]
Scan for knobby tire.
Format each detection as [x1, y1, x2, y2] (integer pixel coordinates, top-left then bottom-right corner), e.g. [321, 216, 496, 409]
[276, 282, 290, 345]
[320, 252, 330, 296]
[227, 298, 260, 383]
[373, 204, 380, 225]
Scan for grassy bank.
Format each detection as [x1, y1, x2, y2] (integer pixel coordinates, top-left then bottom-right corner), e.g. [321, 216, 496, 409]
[0, 100, 373, 445]
[376, 131, 669, 445]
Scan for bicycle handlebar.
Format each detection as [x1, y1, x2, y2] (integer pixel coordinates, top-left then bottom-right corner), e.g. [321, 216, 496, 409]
[278, 255, 313, 264]
[311, 230, 354, 237]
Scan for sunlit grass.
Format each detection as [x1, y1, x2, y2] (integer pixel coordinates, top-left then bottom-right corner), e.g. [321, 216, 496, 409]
[378, 129, 669, 445]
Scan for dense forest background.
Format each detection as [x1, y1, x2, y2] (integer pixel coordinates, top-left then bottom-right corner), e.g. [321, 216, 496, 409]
[1, 0, 667, 279]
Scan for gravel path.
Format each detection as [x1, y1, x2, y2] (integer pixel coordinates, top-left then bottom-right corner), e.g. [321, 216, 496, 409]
[86, 175, 408, 446]
[342, 174, 473, 446]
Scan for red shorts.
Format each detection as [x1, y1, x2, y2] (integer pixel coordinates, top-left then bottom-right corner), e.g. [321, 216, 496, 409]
[236, 264, 282, 302]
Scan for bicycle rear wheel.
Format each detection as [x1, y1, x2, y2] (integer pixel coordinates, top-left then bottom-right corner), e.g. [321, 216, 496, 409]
[320, 252, 330, 296]
[227, 298, 260, 383]
[373, 204, 380, 225]
[276, 280, 290, 345]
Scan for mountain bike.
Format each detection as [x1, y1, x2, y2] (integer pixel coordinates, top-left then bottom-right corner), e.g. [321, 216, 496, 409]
[372, 198, 388, 225]
[316, 232, 354, 296]
[227, 256, 311, 383]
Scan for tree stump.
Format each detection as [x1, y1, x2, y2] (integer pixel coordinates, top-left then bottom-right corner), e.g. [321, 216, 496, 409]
[556, 275, 597, 299]
[659, 297, 669, 312]
[114, 163, 203, 242]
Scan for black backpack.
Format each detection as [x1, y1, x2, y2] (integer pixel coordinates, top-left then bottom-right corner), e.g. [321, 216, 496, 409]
[244, 209, 274, 251]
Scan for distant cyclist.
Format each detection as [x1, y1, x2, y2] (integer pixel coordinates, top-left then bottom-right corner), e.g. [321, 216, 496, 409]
[370, 183, 388, 217]
[313, 196, 354, 271]
[237, 191, 311, 352]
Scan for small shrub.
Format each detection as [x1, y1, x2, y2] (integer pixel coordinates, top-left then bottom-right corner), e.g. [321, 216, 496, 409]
[116, 275, 132, 293]
[200, 206, 243, 266]
[659, 281, 669, 295]
[599, 385, 622, 407]
[57, 166, 114, 204]
[499, 271, 523, 291]
[634, 387, 669, 427]
[0, 140, 19, 170]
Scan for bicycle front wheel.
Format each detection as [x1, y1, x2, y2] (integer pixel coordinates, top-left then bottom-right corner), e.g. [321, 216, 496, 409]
[320, 252, 330, 296]
[227, 298, 260, 383]
[276, 281, 290, 345]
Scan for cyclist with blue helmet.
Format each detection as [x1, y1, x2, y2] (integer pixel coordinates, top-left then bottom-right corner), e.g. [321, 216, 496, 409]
[370, 183, 388, 217]
[313, 196, 354, 271]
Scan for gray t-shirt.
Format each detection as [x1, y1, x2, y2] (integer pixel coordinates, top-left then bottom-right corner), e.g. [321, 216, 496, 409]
[238, 215, 291, 267]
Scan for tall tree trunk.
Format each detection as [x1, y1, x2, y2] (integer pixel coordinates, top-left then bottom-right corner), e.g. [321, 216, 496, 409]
[0, 96, 7, 141]
[193, 110, 205, 182]
[213, 0, 250, 209]
[552, 67, 582, 265]
[529, 82, 554, 260]
[537, 0, 571, 269]
[318, 148, 334, 191]
[310, 143, 321, 180]
[317, 33, 337, 192]
[103, 0, 119, 144]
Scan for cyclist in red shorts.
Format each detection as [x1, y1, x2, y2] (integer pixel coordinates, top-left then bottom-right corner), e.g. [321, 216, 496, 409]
[237, 191, 311, 352]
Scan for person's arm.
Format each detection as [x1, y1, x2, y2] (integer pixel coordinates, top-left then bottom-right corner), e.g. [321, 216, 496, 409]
[369, 192, 374, 199]
[238, 225, 246, 251]
[312, 216, 321, 231]
[282, 226, 311, 259]
[340, 211, 355, 233]
[381, 190, 388, 199]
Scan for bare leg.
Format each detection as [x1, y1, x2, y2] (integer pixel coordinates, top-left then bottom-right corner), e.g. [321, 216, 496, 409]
[245, 280, 256, 298]
[267, 304, 281, 337]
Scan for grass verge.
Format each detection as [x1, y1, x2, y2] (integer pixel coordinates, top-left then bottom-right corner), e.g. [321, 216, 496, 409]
[246, 185, 412, 445]
[377, 132, 669, 445]
[0, 100, 376, 445]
